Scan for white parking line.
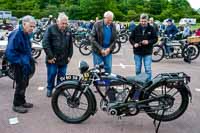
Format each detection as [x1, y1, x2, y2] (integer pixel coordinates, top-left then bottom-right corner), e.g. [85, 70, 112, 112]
[38, 87, 44, 91]
[195, 88, 200, 92]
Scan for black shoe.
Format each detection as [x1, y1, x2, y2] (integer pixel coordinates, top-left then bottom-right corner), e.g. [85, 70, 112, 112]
[46, 90, 52, 97]
[22, 102, 33, 108]
[12, 106, 28, 113]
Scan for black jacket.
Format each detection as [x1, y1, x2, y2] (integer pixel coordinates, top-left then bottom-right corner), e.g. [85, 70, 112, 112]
[129, 24, 158, 55]
[42, 24, 73, 65]
[91, 20, 117, 55]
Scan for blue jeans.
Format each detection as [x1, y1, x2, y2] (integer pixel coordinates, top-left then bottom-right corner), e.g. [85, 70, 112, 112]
[46, 63, 67, 91]
[92, 52, 112, 73]
[134, 54, 152, 81]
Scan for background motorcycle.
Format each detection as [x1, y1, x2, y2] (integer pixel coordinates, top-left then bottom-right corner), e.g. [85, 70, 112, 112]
[152, 34, 200, 62]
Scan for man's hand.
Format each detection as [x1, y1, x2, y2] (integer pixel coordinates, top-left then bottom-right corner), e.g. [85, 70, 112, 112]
[104, 48, 111, 56]
[134, 43, 140, 48]
[47, 57, 56, 64]
[142, 40, 149, 45]
[67, 57, 71, 63]
[101, 49, 106, 56]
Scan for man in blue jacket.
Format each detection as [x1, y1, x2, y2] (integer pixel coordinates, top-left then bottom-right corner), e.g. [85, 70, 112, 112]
[5, 15, 36, 113]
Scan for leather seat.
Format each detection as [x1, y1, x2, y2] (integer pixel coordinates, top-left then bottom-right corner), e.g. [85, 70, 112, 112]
[126, 73, 152, 87]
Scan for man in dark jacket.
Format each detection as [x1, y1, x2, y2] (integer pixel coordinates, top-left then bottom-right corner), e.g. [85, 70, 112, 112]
[5, 15, 36, 113]
[164, 18, 178, 56]
[42, 13, 73, 97]
[91, 11, 117, 73]
[129, 13, 158, 81]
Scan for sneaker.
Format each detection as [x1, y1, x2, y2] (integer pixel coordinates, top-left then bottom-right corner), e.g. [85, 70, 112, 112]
[46, 90, 52, 97]
[22, 102, 33, 108]
[12, 106, 28, 113]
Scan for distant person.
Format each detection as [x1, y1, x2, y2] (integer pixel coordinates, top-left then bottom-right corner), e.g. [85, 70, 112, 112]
[164, 18, 178, 38]
[129, 20, 136, 32]
[149, 17, 159, 35]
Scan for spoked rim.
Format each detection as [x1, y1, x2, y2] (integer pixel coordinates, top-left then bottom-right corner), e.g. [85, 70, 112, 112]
[152, 45, 164, 62]
[119, 34, 127, 43]
[146, 85, 189, 121]
[112, 42, 121, 54]
[57, 88, 89, 120]
[79, 43, 92, 55]
[51, 85, 93, 123]
[183, 45, 200, 60]
[33, 33, 42, 42]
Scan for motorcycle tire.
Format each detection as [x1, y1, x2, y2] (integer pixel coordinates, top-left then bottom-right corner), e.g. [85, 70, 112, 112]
[51, 84, 93, 123]
[112, 41, 121, 54]
[144, 84, 189, 122]
[31, 49, 42, 59]
[152, 45, 165, 62]
[182, 44, 200, 61]
[33, 32, 43, 42]
[119, 34, 128, 43]
[79, 41, 92, 56]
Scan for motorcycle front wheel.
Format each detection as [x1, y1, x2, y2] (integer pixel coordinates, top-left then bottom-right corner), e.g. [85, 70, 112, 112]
[79, 41, 92, 56]
[152, 45, 165, 62]
[112, 41, 121, 54]
[51, 84, 93, 123]
[31, 49, 42, 59]
[144, 84, 189, 122]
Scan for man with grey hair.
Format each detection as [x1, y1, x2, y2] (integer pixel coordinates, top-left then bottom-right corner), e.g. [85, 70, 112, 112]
[5, 15, 36, 113]
[91, 11, 117, 74]
[43, 12, 73, 97]
[129, 13, 158, 83]
[91, 11, 117, 102]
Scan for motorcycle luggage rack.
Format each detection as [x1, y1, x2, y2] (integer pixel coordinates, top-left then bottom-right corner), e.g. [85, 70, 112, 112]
[154, 72, 190, 85]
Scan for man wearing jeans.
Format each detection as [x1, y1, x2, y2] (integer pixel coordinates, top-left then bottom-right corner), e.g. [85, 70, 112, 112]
[91, 11, 117, 73]
[129, 13, 158, 81]
[43, 13, 73, 97]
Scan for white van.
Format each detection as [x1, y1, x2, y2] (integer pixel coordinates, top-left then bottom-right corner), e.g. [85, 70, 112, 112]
[0, 11, 12, 19]
[179, 18, 196, 25]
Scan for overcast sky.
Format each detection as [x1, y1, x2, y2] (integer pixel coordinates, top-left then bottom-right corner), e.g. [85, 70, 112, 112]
[188, 0, 200, 9]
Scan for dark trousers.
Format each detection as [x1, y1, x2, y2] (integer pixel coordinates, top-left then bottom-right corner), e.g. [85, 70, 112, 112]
[13, 64, 29, 106]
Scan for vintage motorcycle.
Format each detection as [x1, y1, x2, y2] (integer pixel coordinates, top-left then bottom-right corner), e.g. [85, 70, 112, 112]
[51, 61, 192, 132]
[152, 35, 200, 63]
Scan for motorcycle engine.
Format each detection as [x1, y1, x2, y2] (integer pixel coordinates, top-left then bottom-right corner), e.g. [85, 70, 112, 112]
[114, 86, 129, 103]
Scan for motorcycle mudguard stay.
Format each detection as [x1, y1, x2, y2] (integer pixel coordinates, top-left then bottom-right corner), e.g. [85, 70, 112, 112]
[143, 78, 192, 101]
[54, 80, 97, 115]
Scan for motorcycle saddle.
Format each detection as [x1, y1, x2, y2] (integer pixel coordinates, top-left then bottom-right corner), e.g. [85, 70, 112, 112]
[126, 73, 152, 87]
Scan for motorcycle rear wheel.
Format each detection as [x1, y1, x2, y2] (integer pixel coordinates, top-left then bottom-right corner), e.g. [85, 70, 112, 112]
[144, 84, 189, 122]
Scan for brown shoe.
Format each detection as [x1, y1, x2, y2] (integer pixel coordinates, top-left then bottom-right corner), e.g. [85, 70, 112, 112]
[12, 106, 28, 113]
[22, 103, 33, 108]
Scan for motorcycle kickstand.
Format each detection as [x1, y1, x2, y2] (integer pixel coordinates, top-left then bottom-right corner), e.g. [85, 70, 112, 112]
[153, 110, 166, 133]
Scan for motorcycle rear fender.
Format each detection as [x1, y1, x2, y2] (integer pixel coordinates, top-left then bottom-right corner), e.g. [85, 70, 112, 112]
[54, 80, 97, 115]
[144, 78, 192, 102]
[181, 85, 192, 102]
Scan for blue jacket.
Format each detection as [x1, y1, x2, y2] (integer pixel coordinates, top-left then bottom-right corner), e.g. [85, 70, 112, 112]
[5, 27, 32, 77]
[165, 24, 178, 38]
